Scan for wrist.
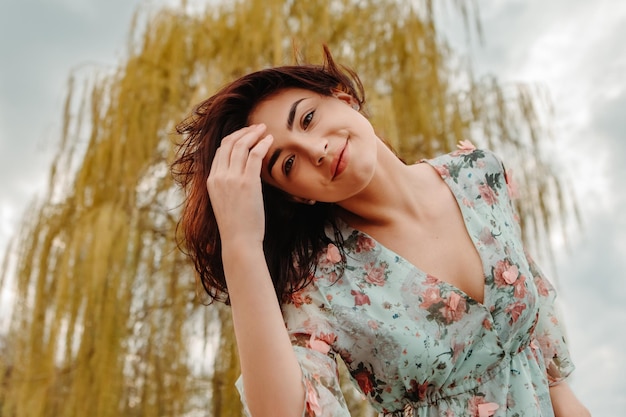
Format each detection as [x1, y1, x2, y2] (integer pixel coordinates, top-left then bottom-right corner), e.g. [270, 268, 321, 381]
[221, 237, 264, 256]
[220, 239, 269, 283]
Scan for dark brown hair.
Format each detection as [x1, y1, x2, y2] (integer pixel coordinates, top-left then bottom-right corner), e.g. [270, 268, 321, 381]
[172, 47, 365, 304]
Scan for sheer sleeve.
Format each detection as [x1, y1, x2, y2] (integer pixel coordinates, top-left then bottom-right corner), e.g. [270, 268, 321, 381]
[499, 156, 576, 385]
[525, 252, 576, 385]
[235, 347, 350, 417]
[236, 278, 351, 417]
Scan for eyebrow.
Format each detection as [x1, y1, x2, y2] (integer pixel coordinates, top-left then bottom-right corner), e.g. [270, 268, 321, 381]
[266, 148, 282, 179]
[287, 98, 306, 131]
[266, 97, 306, 178]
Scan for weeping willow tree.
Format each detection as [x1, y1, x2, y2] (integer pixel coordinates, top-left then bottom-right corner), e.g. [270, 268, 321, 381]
[0, 1, 576, 416]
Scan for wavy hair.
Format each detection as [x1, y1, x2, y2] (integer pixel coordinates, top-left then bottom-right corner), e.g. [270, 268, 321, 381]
[171, 46, 365, 304]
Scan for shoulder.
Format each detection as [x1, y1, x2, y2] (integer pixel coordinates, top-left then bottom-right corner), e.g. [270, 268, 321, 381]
[425, 147, 505, 175]
[420, 145, 510, 192]
[422, 145, 517, 205]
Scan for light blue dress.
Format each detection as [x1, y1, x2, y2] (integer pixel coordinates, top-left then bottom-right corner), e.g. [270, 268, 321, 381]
[238, 148, 574, 416]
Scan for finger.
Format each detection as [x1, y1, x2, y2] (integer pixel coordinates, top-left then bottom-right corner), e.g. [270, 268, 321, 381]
[208, 124, 266, 191]
[208, 146, 222, 179]
[218, 124, 263, 156]
[245, 134, 274, 177]
[220, 123, 260, 144]
[210, 124, 262, 180]
[227, 124, 268, 172]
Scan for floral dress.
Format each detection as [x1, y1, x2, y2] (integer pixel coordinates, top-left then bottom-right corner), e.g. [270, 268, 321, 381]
[237, 148, 574, 416]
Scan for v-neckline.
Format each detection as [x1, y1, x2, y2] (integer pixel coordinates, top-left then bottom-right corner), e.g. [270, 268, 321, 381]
[335, 161, 491, 308]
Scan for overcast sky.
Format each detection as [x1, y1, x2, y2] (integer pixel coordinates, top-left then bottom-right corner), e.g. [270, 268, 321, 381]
[1, 0, 624, 415]
[463, 2, 626, 415]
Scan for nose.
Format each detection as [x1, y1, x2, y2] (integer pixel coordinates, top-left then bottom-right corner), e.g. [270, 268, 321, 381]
[316, 142, 329, 165]
[299, 138, 328, 166]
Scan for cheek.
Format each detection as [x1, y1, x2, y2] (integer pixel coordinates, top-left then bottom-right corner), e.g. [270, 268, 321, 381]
[352, 162, 376, 189]
[260, 175, 286, 195]
[345, 147, 377, 188]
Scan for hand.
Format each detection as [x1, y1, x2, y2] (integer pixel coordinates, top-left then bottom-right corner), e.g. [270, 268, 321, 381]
[207, 123, 273, 247]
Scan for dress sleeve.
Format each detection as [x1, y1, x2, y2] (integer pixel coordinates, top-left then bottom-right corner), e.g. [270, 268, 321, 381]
[236, 280, 351, 417]
[499, 155, 576, 385]
[525, 252, 576, 385]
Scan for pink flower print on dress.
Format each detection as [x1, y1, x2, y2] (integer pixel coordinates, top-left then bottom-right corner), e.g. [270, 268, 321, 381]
[502, 264, 519, 284]
[468, 396, 499, 417]
[440, 292, 467, 324]
[530, 338, 540, 351]
[353, 365, 375, 395]
[457, 140, 476, 151]
[355, 235, 376, 253]
[450, 338, 466, 362]
[364, 261, 388, 286]
[493, 259, 517, 287]
[351, 289, 371, 306]
[326, 271, 339, 284]
[434, 164, 450, 178]
[305, 379, 322, 416]
[535, 276, 551, 297]
[479, 226, 496, 246]
[290, 288, 313, 308]
[505, 301, 527, 324]
[424, 274, 440, 285]
[318, 332, 337, 346]
[308, 334, 331, 354]
[407, 379, 429, 402]
[482, 318, 493, 330]
[326, 243, 342, 263]
[449, 292, 462, 311]
[478, 184, 498, 206]
[462, 197, 475, 208]
[477, 402, 499, 417]
[419, 286, 443, 309]
[536, 332, 558, 360]
[513, 275, 527, 299]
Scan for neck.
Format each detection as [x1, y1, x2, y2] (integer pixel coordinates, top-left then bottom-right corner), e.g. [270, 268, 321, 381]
[335, 142, 428, 227]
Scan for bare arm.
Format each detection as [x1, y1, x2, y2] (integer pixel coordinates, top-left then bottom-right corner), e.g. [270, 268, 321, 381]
[549, 382, 591, 417]
[208, 124, 305, 417]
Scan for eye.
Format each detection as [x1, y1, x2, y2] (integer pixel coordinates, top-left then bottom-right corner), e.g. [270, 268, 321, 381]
[284, 155, 295, 175]
[302, 110, 315, 129]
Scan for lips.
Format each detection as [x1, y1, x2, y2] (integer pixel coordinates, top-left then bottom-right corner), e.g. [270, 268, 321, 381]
[331, 140, 349, 179]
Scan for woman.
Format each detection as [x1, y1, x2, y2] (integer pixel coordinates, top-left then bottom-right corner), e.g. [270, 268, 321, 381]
[172, 47, 590, 417]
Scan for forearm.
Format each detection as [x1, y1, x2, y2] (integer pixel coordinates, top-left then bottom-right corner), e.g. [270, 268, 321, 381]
[223, 241, 305, 417]
[549, 381, 590, 417]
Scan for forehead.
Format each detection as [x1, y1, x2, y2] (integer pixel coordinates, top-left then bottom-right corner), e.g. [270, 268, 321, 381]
[253, 89, 311, 184]
[250, 88, 318, 121]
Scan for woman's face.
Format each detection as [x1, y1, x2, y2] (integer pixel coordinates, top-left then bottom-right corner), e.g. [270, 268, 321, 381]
[249, 88, 379, 203]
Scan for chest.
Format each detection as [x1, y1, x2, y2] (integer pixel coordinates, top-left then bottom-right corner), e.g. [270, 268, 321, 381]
[357, 190, 486, 303]
[388, 231, 485, 302]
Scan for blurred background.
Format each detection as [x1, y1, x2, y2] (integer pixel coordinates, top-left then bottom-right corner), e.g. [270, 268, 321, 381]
[0, 0, 623, 416]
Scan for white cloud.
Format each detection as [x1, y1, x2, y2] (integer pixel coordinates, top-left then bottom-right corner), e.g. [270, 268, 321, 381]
[0, 0, 153, 255]
[53, 0, 98, 17]
[462, 1, 626, 414]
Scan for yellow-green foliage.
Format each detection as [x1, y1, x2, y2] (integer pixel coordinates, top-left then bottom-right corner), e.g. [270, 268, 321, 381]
[0, 1, 574, 416]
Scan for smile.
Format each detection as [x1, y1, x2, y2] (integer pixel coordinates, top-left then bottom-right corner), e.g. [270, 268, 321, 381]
[331, 140, 349, 179]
